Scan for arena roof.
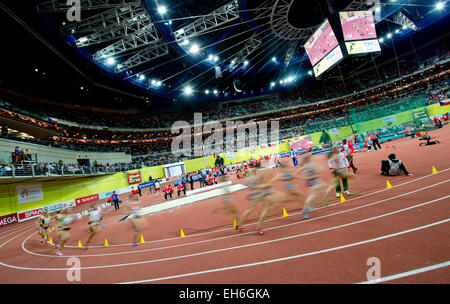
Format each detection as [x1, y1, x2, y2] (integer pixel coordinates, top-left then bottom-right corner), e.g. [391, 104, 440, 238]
[0, 0, 448, 112]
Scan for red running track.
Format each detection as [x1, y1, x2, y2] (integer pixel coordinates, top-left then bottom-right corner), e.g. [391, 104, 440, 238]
[0, 127, 449, 284]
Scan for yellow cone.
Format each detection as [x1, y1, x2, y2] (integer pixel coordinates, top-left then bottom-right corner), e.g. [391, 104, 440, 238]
[283, 208, 289, 217]
[386, 180, 392, 189]
[180, 229, 185, 238]
[432, 166, 438, 174]
[77, 240, 82, 248]
[340, 194, 346, 203]
[140, 235, 145, 244]
[49, 237, 53, 244]
[104, 238, 109, 247]
[51, 226, 55, 231]
[233, 218, 236, 229]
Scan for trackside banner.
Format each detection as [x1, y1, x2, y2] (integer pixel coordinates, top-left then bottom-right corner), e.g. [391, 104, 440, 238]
[75, 194, 99, 206]
[18, 208, 42, 222]
[0, 213, 19, 228]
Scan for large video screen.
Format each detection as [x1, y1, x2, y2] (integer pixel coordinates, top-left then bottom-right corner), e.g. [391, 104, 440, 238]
[304, 19, 339, 67]
[313, 46, 344, 78]
[340, 11, 377, 41]
[345, 39, 381, 55]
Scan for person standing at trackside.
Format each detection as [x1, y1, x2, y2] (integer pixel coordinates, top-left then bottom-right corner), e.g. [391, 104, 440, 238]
[137, 185, 142, 196]
[111, 191, 120, 211]
[369, 132, 382, 150]
[188, 174, 194, 190]
[340, 138, 358, 174]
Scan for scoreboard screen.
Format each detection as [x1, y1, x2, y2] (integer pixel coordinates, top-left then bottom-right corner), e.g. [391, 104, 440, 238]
[340, 10, 381, 54]
[305, 19, 339, 67]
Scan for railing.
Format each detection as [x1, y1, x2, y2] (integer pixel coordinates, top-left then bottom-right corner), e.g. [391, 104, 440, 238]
[0, 163, 144, 178]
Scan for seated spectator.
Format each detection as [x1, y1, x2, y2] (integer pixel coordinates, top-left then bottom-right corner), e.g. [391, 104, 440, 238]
[380, 154, 412, 176]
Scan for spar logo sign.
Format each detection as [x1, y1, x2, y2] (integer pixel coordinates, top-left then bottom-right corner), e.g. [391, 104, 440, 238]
[18, 208, 43, 222]
[0, 213, 18, 228]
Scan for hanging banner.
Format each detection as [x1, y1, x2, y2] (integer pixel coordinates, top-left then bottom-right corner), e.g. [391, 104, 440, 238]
[289, 136, 313, 151]
[382, 115, 397, 125]
[330, 128, 340, 136]
[16, 184, 43, 204]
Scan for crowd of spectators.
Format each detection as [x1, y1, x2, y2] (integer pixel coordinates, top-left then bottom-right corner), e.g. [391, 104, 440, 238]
[0, 159, 144, 177]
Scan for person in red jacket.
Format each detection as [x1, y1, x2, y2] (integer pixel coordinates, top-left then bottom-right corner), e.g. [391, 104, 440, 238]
[340, 138, 358, 174]
[442, 113, 448, 121]
[177, 182, 186, 197]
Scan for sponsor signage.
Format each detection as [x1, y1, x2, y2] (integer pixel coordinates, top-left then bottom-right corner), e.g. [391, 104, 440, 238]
[16, 184, 43, 204]
[0, 213, 19, 227]
[139, 182, 154, 188]
[75, 194, 99, 206]
[18, 208, 42, 222]
[127, 172, 142, 185]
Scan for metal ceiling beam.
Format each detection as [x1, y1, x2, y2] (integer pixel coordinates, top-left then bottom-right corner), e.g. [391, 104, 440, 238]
[37, 0, 140, 13]
[172, 1, 240, 42]
[114, 43, 169, 73]
[387, 11, 418, 31]
[93, 22, 161, 60]
[228, 33, 263, 72]
[62, 5, 144, 35]
[113, 1, 241, 74]
[73, 9, 151, 47]
[284, 40, 298, 67]
[344, 0, 369, 11]
[271, 0, 317, 41]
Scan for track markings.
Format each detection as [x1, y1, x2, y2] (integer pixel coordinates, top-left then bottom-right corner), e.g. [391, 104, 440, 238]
[358, 261, 450, 284]
[7, 194, 449, 271]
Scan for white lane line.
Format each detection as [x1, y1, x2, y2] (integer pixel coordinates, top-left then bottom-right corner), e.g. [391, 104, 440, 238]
[6, 194, 449, 270]
[40, 169, 450, 249]
[0, 221, 35, 236]
[20, 179, 450, 257]
[119, 219, 450, 284]
[358, 261, 450, 284]
[0, 223, 35, 239]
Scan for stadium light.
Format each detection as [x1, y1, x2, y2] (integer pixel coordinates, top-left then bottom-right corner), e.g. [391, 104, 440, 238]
[213, 56, 219, 62]
[205, 90, 209, 94]
[395, 29, 400, 34]
[386, 33, 392, 39]
[189, 44, 200, 54]
[379, 37, 384, 43]
[208, 54, 213, 60]
[139, 75, 145, 80]
[402, 25, 407, 30]
[279, 80, 284, 84]
[180, 39, 190, 46]
[156, 81, 161, 86]
[375, 6, 381, 13]
[436, 2, 445, 10]
[308, 70, 313, 76]
[106, 57, 115, 65]
[213, 89, 218, 94]
[157, 5, 167, 15]
[270, 82, 275, 87]
[184, 86, 193, 95]
[243, 60, 249, 66]
[272, 57, 277, 62]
